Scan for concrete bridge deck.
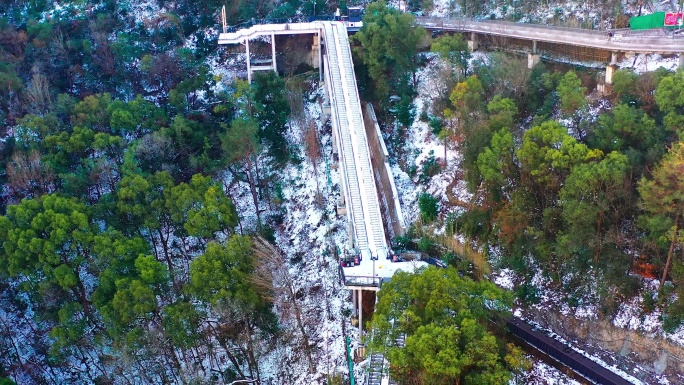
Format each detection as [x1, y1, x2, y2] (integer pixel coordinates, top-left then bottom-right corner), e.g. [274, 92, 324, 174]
[417, 17, 684, 55]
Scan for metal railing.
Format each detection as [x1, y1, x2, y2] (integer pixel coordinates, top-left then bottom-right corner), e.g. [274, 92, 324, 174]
[339, 265, 382, 287]
[223, 14, 338, 33]
[416, 16, 684, 52]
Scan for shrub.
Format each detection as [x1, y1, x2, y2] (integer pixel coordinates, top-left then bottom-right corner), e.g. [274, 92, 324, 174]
[418, 193, 439, 223]
[417, 236, 432, 252]
[429, 116, 443, 135]
[392, 235, 410, 251]
[642, 291, 656, 314]
[662, 301, 684, 333]
[516, 282, 540, 305]
[419, 108, 429, 122]
[419, 150, 441, 184]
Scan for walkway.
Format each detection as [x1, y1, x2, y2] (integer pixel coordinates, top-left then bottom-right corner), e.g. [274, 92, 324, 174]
[322, 21, 385, 265]
[416, 17, 684, 55]
[218, 22, 420, 288]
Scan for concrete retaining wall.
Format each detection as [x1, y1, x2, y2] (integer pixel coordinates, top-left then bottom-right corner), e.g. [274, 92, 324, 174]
[362, 103, 406, 237]
[528, 307, 684, 379]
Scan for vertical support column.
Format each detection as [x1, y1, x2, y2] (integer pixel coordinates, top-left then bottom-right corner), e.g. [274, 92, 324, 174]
[605, 65, 616, 85]
[271, 33, 277, 75]
[245, 38, 252, 84]
[605, 51, 619, 85]
[352, 289, 357, 315]
[311, 33, 321, 70]
[467, 32, 478, 51]
[528, 40, 540, 69]
[319, 31, 323, 82]
[679, 54, 684, 69]
[358, 289, 363, 333]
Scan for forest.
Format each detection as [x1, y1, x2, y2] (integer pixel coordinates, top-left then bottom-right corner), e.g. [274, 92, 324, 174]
[351, 1, 684, 383]
[0, 0, 312, 383]
[0, 0, 683, 384]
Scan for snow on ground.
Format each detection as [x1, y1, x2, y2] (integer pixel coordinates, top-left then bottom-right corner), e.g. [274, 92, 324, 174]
[611, 278, 684, 346]
[617, 53, 681, 73]
[40, 1, 101, 22]
[494, 268, 516, 291]
[118, 0, 163, 27]
[227, 80, 359, 384]
[212, 10, 684, 383]
[391, 53, 471, 225]
[516, 359, 582, 385]
[507, 270, 684, 384]
[208, 47, 247, 93]
[428, 0, 456, 18]
[613, 278, 663, 333]
[405, 45, 684, 383]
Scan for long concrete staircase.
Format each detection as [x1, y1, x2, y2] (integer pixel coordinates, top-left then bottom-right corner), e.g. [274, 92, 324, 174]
[323, 22, 387, 263]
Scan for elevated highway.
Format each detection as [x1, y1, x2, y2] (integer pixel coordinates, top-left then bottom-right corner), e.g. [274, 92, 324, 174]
[416, 17, 684, 54]
[417, 17, 684, 82]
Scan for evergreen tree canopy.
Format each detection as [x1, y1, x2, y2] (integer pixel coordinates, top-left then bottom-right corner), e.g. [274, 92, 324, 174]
[368, 267, 525, 384]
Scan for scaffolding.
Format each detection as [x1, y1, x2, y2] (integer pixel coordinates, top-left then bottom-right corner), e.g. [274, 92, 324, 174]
[473, 33, 612, 64]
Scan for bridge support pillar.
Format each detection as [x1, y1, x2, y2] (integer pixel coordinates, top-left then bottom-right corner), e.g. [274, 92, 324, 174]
[271, 33, 277, 75]
[605, 64, 617, 85]
[358, 289, 363, 333]
[467, 32, 478, 51]
[318, 32, 323, 82]
[605, 51, 620, 85]
[679, 54, 684, 69]
[352, 289, 357, 315]
[528, 53, 540, 69]
[311, 34, 321, 70]
[598, 52, 620, 94]
[245, 38, 252, 84]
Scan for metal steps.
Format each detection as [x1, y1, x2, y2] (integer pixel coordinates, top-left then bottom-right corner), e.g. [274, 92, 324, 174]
[367, 353, 385, 385]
